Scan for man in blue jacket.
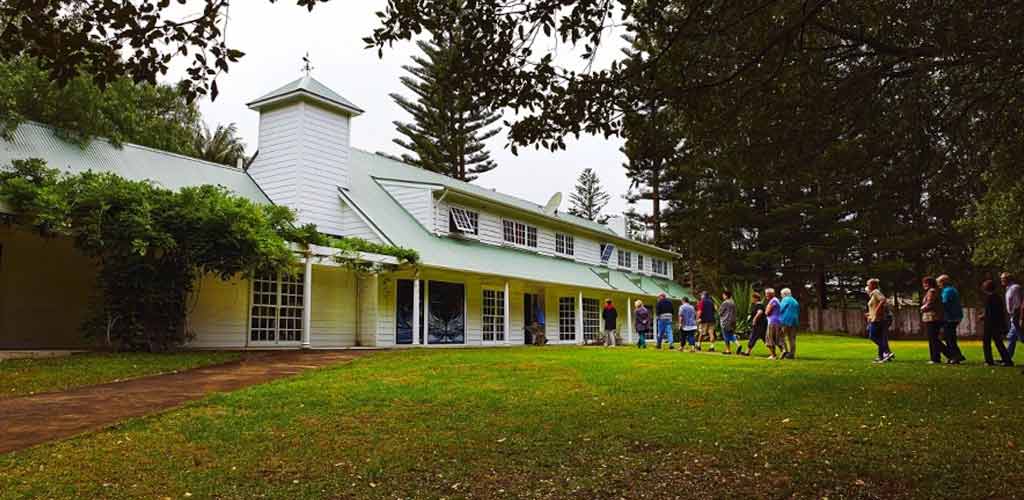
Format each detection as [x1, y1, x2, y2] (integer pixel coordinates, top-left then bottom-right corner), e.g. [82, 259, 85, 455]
[938, 275, 967, 364]
[655, 293, 675, 349]
[698, 291, 717, 351]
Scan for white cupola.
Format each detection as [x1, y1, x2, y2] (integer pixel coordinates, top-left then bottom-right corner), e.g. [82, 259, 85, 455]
[246, 74, 363, 236]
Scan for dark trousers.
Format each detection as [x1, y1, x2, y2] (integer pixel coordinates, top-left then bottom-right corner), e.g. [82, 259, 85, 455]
[983, 328, 1011, 365]
[944, 321, 965, 361]
[926, 321, 950, 362]
[748, 328, 765, 350]
[867, 321, 891, 358]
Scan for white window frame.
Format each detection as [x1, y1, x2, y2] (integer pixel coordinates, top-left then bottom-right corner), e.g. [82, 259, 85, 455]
[599, 243, 615, 265]
[482, 288, 506, 343]
[652, 258, 668, 276]
[502, 219, 539, 249]
[249, 271, 304, 344]
[558, 296, 576, 342]
[582, 297, 600, 342]
[449, 206, 479, 235]
[555, 232, 574, 257]
[617, 249, 632, 268]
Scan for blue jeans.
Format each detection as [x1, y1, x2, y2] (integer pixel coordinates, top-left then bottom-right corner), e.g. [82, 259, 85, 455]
[867, 321, 891, 359]
[657, 318, 674, 348]
[637, 330, 648, 348]
[722, 329, 737, 344]
[1008, 322, 1020, 360]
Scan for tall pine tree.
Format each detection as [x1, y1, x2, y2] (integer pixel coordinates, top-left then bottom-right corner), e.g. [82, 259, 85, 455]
[390, 32, 501, 182]
[569, 168, 611, 224]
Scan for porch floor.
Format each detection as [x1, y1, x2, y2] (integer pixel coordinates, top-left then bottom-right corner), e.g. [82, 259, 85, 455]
[0, 350, 371, 454]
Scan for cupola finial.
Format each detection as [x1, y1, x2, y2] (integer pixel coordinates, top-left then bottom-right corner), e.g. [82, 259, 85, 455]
[301, 52, 314, 76]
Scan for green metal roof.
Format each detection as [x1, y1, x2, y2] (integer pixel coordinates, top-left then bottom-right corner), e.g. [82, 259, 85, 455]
[247, 75, 364, 115]
[0, 122, 271, 206]
[346, 149, 684, 297]
[361, 149, 677, 258]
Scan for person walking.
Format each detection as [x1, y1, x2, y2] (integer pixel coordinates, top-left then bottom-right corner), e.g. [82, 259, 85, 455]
[921, 276, 951, 364]
[980, 280, 1013, 366]
[764, 288, 785, 360]
[679, 297, 698, 352]
[779, 288, 800, 359]
[602, 298, 618, 347]
[634, 300, 650, 348]
[697, 291, 717, 351]
[938, 275, 967, 364]
[737, 292, 767, 356]
[1002, 272, 1022, 361]
[719, 291, 738, 354]
[655, 293, 675, 349]
[865, 279, 895, 363]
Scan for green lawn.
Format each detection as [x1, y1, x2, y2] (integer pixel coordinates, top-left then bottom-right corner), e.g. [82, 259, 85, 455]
[0, 351, 241, 399]
[2, 335, 1022, 499]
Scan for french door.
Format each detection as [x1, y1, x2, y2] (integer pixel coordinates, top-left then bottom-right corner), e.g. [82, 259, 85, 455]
[249, 272, 304, 346]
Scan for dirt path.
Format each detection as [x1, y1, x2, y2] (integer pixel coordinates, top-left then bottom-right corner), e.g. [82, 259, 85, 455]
[0, 350, 370, 454]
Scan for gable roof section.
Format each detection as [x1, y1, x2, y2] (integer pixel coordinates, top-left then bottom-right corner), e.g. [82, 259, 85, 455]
[346, 149, 683, 297]
[357, 148, 678, 258]
[247, 75, 364, 116]
[0, 122, 270, 208]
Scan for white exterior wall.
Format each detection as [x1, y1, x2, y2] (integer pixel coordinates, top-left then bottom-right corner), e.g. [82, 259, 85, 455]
[340, 202, 384, 244]
[382, 182, 434, 230]
[356, 274, 380, 347]
[188, 274, 250, 349]
[249, 101, 352, 236]
[309, 267, 358, 348]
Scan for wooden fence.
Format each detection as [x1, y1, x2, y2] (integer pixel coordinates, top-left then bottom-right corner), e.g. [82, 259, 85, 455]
[806, 307, 981, 338]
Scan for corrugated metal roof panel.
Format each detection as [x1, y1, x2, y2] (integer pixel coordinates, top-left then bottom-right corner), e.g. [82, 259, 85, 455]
[0, 122, 270, 204]
[356, 149, 678, 258]
[247, 75, 364, 115]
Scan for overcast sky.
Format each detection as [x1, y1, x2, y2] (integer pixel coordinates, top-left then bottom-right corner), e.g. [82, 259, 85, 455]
[166, 1, 638, 216]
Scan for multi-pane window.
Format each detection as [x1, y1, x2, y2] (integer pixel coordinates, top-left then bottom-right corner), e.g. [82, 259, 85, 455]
[599, 243, 615, 264]
[617, 249, 632, 268]
[449, 206, 479, 235]
[558, 297, 576, 342]
[555, 233, 574, 256]
[503, 219, 538, 248]
[637, 255, 644, 272]
[652, 258, 668, 276]
[250, 272, 304, 343]
[482, 289, 506, 342]
[582, 298, 600, 342]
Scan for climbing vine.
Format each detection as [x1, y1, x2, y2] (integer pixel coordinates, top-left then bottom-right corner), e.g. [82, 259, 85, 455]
[0, 159, 417, 351]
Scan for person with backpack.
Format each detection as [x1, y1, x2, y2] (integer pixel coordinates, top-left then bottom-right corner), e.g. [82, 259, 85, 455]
[634, 300, 651, 349]
[980, 279, 1013, 366]
[601, 298, 618, 347]
[865, 279, 895, 363]
[655, 293, 675, 349]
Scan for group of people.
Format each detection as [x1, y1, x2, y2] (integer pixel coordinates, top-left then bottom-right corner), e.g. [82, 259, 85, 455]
[625, 288, 800, 360]
[597, 271, 1024, 370]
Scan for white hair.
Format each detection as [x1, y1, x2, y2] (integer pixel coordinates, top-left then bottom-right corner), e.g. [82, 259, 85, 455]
[765, 288, 775, 296]
[780, 288, 792, 297]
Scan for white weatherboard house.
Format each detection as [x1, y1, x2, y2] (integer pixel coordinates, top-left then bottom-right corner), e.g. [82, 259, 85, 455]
[0, 75, 688, 350]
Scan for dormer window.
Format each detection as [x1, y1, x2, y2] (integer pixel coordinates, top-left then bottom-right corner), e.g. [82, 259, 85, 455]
[652, 258, 668, 276]
[617, 249, 632, 268]
[555, 233, 574, 256]
[502, 219, 538, 248]
[449, 206, 479, 235]
[599, 243, 615, 265]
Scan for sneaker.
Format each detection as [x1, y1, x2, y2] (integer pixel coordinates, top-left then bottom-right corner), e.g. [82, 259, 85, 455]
[736, 346, 744, 355]
[883, 352, 895, 362]
[695, 346, 702, 352]
[873, 357, 883, 363]
[1003, 361, 1015, 367]
[928, 361, 941, 365]
[947, 359, 961, 365]
[768, 355, 776, 360]
[708, 346, 716, 352]
[723, 351, 732, 355]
